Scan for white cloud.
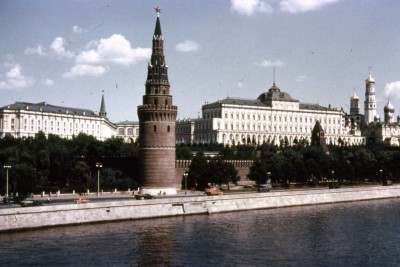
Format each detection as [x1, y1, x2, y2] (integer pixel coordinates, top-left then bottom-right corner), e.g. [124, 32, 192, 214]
[384, 81, 400, 100]
[24, 45, 45, 56]
[231, 0, 273, 16]
[42, 78, 54, 86]
[175, 40, 199, 52]
[0, 64, 35, 90]
[76, 34, 151, 66]
[49, 37, 74, 58]
[73, 25, 86, 34]
[254, 60, 285, 67]
[280, 0, 339, 14]
[62, 64, 108, 78]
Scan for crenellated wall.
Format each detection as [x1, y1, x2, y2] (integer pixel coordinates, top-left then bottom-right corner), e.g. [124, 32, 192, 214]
[175, 160, 253, 188]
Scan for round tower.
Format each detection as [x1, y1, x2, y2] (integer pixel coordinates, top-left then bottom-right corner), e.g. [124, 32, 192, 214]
[137, 8, 178, 195]
[350, 92, 359, 116]
[364, 71, 377, 124]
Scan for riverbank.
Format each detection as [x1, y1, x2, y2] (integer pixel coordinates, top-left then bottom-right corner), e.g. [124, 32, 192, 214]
[1, 185, 400, 232]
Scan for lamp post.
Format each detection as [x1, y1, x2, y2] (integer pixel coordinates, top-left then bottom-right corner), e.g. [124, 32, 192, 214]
[4, 165, 11, 197]
[267, 171, 271, 184]
[183, 171, 188, 195]
[96, 162, 102, 197]
[380, 169, 383, 184]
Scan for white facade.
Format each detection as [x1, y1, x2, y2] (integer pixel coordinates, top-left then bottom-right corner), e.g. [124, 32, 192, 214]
[177, 84, 365, 146]
[0, 101, 139, 142]
[364, 72, 378, 123]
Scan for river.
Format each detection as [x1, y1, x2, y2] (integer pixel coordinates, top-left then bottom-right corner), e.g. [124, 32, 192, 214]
[1, 198, 399, 266]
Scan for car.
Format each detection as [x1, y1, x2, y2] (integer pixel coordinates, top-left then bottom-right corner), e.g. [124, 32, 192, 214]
[134, 194, 155, 200]
[205, 187, 223, 195]
[258, 184, 272, 192]
[74, 198, 90, 204]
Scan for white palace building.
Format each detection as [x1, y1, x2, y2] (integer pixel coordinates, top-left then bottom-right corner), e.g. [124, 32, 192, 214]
[177, 72, 400, 146]
[0, 93, 139, 143]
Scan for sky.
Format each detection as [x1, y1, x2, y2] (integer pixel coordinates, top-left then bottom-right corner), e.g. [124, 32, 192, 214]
[1, 0, 400, 123]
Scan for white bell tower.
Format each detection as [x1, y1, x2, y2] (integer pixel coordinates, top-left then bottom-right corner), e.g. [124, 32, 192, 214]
[364, 70, 377, 124]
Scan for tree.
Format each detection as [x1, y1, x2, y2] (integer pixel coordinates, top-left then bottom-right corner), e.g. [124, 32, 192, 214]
[188, 152, 209, 190]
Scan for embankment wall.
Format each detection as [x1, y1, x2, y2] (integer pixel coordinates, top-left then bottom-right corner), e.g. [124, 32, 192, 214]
[1, 185, 400, 232]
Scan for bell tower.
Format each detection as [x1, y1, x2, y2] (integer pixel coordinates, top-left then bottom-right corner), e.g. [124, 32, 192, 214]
[364, 70, 377, 124]
[137, 7, 178, 195]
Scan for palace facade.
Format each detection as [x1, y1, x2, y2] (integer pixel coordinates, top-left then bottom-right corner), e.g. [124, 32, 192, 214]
[177, 82, 365, 146]
[0, 94, 139, 143]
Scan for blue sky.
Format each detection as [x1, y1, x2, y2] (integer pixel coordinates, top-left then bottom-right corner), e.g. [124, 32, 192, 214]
[1, 0, 400, 122]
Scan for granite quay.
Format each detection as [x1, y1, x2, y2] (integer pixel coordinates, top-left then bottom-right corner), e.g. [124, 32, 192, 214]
[1, 185, 400, 232]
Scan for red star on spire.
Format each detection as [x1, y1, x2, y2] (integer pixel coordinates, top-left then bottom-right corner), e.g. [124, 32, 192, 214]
[154, 6, 161, 16]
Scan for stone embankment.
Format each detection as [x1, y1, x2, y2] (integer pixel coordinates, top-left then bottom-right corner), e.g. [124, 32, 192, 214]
[1, 185, 400, 232]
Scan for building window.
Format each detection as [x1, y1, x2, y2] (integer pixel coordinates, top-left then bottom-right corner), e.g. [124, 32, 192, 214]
[118, 128, 125, 135]
[127, 128, 133, 135]
[167, 125, 170, 132]
[154, 125, 157, 132]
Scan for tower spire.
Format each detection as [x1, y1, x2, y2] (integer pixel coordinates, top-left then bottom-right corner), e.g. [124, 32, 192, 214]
[99, 90, 107, 118]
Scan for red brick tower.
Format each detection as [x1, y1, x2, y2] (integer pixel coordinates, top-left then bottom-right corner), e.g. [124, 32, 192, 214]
[137, 8, 178, 195]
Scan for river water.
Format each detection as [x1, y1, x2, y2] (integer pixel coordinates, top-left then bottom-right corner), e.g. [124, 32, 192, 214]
[1, 198, 400, 267]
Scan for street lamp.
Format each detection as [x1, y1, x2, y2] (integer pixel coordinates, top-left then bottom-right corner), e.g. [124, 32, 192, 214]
[183, 171, 188, 195]
[4, 165, 11, 197]
[380, 169, 383, 184]
[96, 162, 102, 197]
[267, 171, 271, 184]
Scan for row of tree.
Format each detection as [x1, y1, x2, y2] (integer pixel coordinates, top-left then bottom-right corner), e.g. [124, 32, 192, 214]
[1, 132, 399, 195]
[0, 132, 139, 195]
[180, 142, 400, 188]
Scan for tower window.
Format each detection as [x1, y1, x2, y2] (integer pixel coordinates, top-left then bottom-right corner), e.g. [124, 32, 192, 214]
[167, 125, 170, 132]
[154, 125, 157, 132]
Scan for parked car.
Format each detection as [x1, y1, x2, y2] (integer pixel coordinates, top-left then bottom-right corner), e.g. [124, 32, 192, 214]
[74, 198, 90, 204]
[135, 194, 155, 200]
[258, 184, 272, 192]
[205, 187, 223, 195]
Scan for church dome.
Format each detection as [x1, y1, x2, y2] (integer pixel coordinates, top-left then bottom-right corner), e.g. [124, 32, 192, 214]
[365, 72, 375, 83]
[350, 93, 359, 100]
[384, 100, 395, 112]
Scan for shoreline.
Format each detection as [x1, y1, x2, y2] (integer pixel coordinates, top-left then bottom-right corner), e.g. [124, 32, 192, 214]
[1, 185, 400, 232]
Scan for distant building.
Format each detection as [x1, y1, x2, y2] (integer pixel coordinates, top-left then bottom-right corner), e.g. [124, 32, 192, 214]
[0, 93, 139, 142]
[177, 82, 365, 146]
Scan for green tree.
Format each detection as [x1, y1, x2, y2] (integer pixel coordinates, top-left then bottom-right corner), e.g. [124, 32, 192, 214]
[188, 152, 209, 190]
